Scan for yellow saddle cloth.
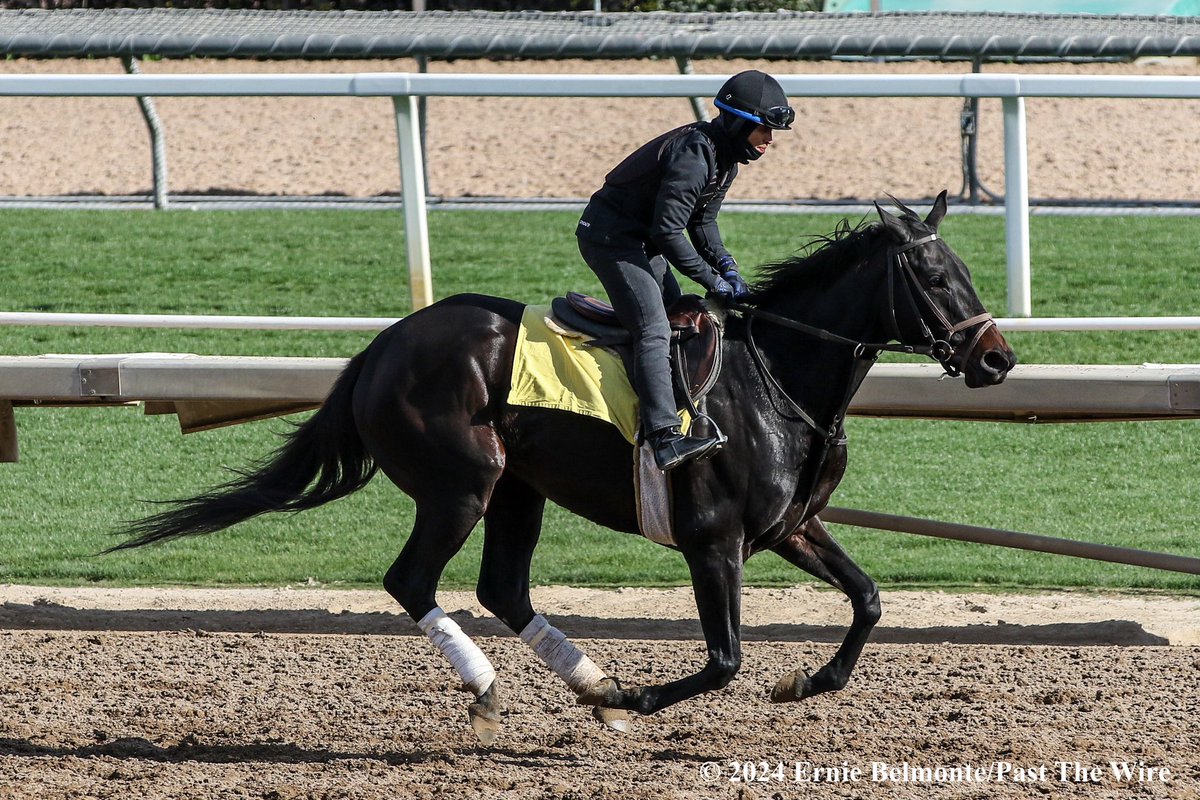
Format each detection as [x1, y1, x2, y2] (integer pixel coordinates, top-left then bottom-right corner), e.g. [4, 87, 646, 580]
[507, 304, 640, 444]
[509, 304, 689, 546]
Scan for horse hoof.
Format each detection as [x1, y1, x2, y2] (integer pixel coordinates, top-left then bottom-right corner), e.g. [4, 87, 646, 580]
[468, 682, 503, 746]
[576, 677, 622, 707]
[591, 706, 632, 733]
[468, 701, 503, 745]
[469, 708, 502, 746]
[770, 669, 810, 704]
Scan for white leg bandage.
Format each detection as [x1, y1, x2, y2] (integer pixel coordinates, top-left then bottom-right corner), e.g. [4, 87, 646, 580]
[418, 607, 496, 696]
[520, 614, 607, 697]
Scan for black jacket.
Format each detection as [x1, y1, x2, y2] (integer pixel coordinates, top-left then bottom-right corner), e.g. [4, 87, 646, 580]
[576, 120, 738, 292]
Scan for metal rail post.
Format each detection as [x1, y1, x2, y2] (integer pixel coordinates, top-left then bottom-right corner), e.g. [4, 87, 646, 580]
[675, 57, 710, 123]
[416, 55, 430, 195]
[1003, 95, 1031, 317]
[413, 0, 431, 195]
[121, 56, 169, 210]
[958, 57, 1001, 205]
[392, 95, 433, 311]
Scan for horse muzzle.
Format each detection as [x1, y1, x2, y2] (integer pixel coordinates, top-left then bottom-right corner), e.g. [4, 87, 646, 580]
[961, 326, 1018, 388]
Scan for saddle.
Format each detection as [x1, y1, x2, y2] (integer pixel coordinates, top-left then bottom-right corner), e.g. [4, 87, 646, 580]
[548, 292, 725, 425]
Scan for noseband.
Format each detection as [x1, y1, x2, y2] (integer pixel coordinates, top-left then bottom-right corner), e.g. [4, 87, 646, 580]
[889, 233, 996, 378]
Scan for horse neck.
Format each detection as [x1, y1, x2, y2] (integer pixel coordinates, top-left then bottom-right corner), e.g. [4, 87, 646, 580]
[743, 258, 889, 431]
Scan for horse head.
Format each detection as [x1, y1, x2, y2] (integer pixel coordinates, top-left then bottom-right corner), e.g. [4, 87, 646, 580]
[873, 190, 1017, 388]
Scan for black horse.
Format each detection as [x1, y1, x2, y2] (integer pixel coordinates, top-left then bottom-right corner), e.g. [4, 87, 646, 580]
[114, 192, 1015, 741]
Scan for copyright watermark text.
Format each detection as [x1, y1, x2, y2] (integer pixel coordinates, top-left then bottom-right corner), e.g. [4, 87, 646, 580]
[699, 759, 1172, 786]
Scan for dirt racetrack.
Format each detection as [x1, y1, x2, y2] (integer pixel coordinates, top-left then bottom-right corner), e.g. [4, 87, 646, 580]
[4, 57, 1200, 202]
[0, 584, 1197, 800]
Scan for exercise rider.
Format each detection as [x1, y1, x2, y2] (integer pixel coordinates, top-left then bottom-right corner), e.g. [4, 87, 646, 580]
[575, 70, 794, 471]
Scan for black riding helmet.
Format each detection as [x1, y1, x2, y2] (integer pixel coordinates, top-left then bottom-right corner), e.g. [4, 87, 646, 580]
[713, 70, 793, 163]
[714, 70, 795, 131]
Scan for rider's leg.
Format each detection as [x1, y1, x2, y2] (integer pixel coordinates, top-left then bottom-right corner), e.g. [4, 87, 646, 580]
[579, 241, 681, 436]
[578, 241, 721, 470]
[651, 255, 684, 306]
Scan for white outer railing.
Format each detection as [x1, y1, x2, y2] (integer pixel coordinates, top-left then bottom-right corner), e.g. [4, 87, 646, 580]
[5, 71, 1200, 319]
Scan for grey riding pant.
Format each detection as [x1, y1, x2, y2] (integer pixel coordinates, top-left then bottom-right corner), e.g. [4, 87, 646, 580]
[577, 237, 683, 436]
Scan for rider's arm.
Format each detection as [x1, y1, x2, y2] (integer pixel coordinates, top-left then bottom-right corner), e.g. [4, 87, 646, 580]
[648, 139, 724, 291]
[688, 179, 734, 270]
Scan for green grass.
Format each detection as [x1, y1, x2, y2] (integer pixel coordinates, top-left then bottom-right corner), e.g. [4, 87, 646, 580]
[0, 209, 1197, 592]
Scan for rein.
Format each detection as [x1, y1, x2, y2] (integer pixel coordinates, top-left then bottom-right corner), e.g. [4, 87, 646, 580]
[737, 311, 872, 442]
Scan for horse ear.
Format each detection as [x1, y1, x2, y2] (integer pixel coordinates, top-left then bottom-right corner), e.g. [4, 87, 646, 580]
[875, 201, 911, 244]
[924, 189, 949, 231]
[885, 193, 921, 222]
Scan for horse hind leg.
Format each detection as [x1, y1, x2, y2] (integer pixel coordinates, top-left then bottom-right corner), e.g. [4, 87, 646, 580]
[475, 473, 632, 734]
[769, 515, 881, 702]
[380, 463, 504, 743]
[353, 306, 521, 742]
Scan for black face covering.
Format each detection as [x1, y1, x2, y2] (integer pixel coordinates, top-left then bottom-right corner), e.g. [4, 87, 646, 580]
[717, 112, 763, 164]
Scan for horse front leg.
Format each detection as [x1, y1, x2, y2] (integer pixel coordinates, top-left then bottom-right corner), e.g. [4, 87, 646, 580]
[769, 515, 881, 702]
[579, 541, 743, 715]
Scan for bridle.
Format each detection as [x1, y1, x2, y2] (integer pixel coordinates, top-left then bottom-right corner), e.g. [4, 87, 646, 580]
[730, 231, 996, 440]
[888, 233, 996, 378]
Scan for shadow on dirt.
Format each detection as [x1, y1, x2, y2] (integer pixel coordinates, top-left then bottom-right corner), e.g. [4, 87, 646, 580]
[0, 734, 574, 766]
[0, 602, 1170, 645]
[0, 733, 815, 768]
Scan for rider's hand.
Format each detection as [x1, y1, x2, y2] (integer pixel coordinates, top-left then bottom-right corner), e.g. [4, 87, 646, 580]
[708, 276, 735, 304]
[723, 269, 750, 301]
[718, 256, 750, 301]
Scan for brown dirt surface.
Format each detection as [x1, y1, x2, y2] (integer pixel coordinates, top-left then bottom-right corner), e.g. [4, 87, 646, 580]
[3, 57, 1200, 201]
[0, 584, 1197, 799]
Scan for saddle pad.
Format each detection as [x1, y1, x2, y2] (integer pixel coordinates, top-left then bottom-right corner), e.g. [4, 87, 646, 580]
[508, 305, 640, 445]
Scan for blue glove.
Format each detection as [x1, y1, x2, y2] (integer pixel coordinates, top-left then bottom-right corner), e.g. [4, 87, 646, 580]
[718, 257, 750, 301]
[708, 276, 735, 304]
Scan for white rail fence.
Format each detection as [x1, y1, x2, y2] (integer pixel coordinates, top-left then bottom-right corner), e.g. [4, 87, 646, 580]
[6, 71, 1200, 319]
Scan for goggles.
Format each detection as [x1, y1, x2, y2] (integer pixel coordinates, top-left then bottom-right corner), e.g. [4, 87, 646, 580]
[714, 99, 795, 130]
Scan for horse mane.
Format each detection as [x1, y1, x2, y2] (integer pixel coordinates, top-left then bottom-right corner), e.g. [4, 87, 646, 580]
[747, 217, 887, 304]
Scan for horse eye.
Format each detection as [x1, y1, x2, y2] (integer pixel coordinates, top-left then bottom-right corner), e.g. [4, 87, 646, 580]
[928, 273, 946, 288]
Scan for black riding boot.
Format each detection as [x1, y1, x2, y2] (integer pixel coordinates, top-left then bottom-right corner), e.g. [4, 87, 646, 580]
[649, 426, 723, 471]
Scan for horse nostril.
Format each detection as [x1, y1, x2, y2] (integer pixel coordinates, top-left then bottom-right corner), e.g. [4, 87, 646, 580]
[982, 349, 1011, 375]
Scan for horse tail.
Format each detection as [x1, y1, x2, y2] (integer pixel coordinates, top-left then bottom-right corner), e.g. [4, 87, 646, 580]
[108, 349, 377, 552]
